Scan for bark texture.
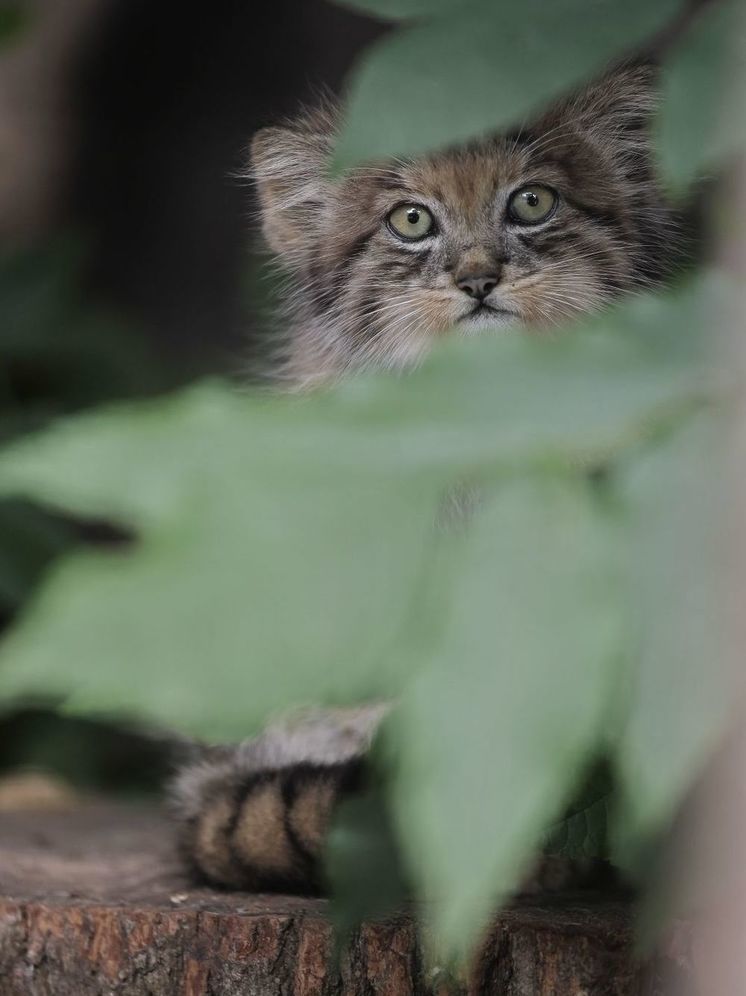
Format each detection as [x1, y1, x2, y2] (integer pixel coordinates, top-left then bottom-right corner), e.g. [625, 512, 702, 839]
[0, 803, 657, 995]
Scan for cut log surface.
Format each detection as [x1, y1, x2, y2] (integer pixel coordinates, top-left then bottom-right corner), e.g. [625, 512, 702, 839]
[0, 802, 657, 996]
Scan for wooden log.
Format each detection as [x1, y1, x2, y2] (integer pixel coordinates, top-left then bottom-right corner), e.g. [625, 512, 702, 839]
[0, 802, 657, 995]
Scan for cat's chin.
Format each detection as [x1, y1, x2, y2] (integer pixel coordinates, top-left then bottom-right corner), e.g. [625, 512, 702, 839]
[457, 307, 518, 334]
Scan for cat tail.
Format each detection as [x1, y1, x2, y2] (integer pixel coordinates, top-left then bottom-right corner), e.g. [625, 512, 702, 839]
[168, 745, 365, 894]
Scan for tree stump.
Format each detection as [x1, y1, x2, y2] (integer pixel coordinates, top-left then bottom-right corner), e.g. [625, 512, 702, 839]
[0, 802, 657, 995]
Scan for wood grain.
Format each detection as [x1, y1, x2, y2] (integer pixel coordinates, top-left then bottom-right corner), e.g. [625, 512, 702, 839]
[0, 803, 655, 995]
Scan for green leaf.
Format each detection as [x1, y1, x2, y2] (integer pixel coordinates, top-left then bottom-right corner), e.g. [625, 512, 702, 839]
[331, 0, 473, 21]
[0, 384, 437, 738]
[326, 790, 409, 940]
[0, 501, 75, 611]
[0, 286, 708, 740]
[334, 0, 683, 169]
[543, 762, 614, 859]
[0, 284, 708, 510]
[615, 413, 732, 850]
[544, 796, 611, 861]
[389, 475, 624, 950]
[657, 0, 746, 189]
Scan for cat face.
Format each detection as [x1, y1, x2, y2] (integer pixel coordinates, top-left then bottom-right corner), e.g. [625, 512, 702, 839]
[252, 65, 680, 385]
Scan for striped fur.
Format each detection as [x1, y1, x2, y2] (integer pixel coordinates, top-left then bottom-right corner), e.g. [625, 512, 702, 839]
[172, 63, 688, 894]
[169, 707, 384, 892]
[174, 756, 363, 893]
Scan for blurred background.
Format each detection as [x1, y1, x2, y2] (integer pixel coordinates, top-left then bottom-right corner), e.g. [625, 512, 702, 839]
[0, 0, 380, 796]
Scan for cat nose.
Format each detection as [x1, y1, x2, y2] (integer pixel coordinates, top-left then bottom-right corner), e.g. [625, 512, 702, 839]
[455, 269, 500, 300]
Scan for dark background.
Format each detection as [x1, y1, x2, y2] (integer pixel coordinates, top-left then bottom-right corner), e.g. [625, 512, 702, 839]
[70, 0, 380, 369]
[0, 0, 381, 791]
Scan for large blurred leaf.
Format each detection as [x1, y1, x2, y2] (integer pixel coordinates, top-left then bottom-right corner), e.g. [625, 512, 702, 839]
[0, 385, 437, 738]
[657, 0, 746, 189]
[0, 283, 710, 507]
[0, 502, 75, 611]
[0, 242, 166, 629]
[388, 475, 624, 950]
[615, 413, 732, 846]
[334, 0, 682, 169]
[326, 790, 409, 941]
[0, 287, 709, 739]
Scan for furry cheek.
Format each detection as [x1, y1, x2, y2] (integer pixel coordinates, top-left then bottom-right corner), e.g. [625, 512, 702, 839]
[404, 288, 469, 337]
[511, 269, 613, 327]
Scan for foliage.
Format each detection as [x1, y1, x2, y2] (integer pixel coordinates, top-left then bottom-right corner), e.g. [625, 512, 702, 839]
[0, 501, 73, 615]
[0, 241, 163, 625]
[0, 0, 742, 958]
[657, 0, 746, 188]
[615, 413, 730, 847]
[388, 472, 626, 944]
[325, 789, 409, 945]
[0, 289, 709, 731]
[543, 765, 614, 860]
[332, 0, 682, 170]
[0, 280, 731, 946]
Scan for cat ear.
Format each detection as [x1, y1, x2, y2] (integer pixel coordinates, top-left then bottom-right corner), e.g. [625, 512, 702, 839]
[251, 112, 335, 258]
[563, 63, 659, 157]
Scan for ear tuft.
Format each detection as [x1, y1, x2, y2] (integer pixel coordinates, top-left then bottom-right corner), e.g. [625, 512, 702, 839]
[574, 62, 658, 124]
[541, 63, 659, 173]
[548, 62, 659, 167]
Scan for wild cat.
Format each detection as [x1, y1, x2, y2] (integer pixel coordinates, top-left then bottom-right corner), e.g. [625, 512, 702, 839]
[170, 63, 686, 894]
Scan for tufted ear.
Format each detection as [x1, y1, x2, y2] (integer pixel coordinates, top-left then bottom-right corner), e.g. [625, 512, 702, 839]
[251, 109, 336, 259]
[561, 62, 660, 160]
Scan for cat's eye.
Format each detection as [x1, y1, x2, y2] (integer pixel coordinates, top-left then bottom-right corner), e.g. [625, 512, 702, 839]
[507, 185, 558, 225]
[387, 204, 435, 241]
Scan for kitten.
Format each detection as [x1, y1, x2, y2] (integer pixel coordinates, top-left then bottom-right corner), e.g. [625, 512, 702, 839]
[170, 63, 685, 893]
[252, 62, 683, 388]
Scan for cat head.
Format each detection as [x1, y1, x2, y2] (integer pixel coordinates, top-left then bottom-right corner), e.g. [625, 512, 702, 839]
[251, 64, 680, 385]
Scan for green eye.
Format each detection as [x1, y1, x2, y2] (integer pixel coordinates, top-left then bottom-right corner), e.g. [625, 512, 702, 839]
[508, 185, 558, 225]
[387, 204, 435, 240]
